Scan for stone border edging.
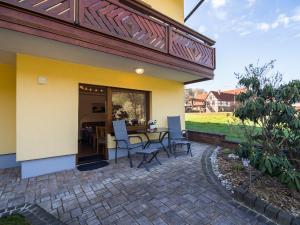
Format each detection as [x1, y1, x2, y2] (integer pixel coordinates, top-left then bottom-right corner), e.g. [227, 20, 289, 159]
[189, 130, 299, 169]
[0, 203, 65, 225]
[233, 186, 300, 225]
[203, 146, 300, 225]
[201, 146, 278, 225]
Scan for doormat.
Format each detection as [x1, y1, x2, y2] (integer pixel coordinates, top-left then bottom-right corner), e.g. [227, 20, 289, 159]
[78, 154, 102, 164]
[77, 161, 109, 171]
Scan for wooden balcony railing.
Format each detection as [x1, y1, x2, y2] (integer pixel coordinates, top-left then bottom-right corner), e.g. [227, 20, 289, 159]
[0, 0, 215, 69]
[0, 0, 75, 23]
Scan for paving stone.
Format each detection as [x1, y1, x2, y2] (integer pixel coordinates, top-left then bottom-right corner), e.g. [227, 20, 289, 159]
[265, 204, 280, 220]
[254, 198, 268, 214]
[292, 217, 300, 225]
[244, 192, 257, 208]
[277, 210, 294, 225]
[0, 143, 271, 225]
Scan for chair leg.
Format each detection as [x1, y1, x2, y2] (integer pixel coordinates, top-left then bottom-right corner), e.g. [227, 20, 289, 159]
[188, 144, 193, 157]
[128, 151, 133, 168]
[171, 143, 175, 155]
[137, 154, 149, 171]
[115, 148, 118, 163]
[153, 152, 161, 165]
[174, 144, 177, 158]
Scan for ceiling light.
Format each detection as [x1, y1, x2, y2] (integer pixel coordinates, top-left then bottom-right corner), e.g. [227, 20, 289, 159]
[135, 68, 144, 75]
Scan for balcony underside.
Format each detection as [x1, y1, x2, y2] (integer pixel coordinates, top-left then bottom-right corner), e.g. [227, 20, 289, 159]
[0, 1, 216, 84]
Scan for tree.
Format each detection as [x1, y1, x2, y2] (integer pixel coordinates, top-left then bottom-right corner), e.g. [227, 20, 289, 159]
[234, 60, 300, 155]
[234, 61, 300, 190]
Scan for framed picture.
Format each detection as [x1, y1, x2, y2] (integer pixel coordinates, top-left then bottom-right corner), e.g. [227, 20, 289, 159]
[92, 103, 105, 113]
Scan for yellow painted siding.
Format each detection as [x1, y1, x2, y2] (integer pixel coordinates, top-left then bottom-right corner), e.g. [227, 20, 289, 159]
[0, 64, 16, 155]
[16, 54, 185, 161]
[142, 0, 184, 23]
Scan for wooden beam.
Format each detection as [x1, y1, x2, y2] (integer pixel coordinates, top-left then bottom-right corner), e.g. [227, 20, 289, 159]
[184, 77, 212, 85]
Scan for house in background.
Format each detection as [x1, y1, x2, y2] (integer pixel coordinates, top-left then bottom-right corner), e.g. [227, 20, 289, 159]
[185, 93, 207, 112]
[205, 88, 245, 112]
[223, 87, 246, 96]
[0, 0, 216, 178]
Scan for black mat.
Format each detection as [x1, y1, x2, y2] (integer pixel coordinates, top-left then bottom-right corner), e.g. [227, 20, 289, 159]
[78, 155, 102, 164]
[77, 161, 109, 171]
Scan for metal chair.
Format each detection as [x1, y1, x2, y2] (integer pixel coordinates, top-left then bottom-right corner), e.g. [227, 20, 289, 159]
[167, 116, 192, 157]
[113, 120, 143, 167]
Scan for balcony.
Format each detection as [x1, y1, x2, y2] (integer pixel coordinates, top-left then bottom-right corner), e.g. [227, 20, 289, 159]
[0, 0, 216, 83]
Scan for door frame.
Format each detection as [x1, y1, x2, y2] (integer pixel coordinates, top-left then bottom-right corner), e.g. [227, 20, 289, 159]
[77, 83, 109, 163]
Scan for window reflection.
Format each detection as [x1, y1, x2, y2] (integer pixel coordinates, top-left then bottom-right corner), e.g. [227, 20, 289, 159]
[112, 90, 147, 127]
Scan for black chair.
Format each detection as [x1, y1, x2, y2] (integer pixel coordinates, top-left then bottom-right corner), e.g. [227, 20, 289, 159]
[167, 116, 192, 157]
[113, 120, 161, 170]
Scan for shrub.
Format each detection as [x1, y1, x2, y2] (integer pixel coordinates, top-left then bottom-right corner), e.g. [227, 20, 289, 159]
[234, 60, 300, 155]
[236, 143, 253, 158]
[222, 148, 233, 155]
[234, 60, 300, 191]
[279, 169, 300, 191]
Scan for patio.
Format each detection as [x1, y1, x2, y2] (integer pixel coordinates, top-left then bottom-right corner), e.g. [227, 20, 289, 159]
[0, 143, 272, 225]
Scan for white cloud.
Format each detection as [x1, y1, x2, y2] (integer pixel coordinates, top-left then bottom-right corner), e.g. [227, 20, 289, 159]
[214, 10, 227, 20]
[211, 0, 226, 9]
[257, 22, 270, 32]
[213, 33, 220, 39]
[271, 22, 279, 29]
[198, 25, 207, 33]
[240, 31, 251, 36]
[292, 7, 300, 22]
[277, 14, 290, 26]
[246, 0, 256, 8]
[255, 12, 300, 33]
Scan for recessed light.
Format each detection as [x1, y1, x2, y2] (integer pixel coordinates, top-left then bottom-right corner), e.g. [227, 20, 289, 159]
[135, 68, 144, 75]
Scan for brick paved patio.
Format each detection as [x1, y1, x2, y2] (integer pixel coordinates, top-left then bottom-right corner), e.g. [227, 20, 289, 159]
[0, 143, 273, 225]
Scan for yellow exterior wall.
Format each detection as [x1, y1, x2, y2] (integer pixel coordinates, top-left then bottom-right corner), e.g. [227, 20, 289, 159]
[0, 64, 16, 155]
[142, 0, 184, 23]
[16, 54, 185, 161]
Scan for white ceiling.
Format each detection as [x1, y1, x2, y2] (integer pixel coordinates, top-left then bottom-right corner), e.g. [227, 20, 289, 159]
[0, 28, 206, 83]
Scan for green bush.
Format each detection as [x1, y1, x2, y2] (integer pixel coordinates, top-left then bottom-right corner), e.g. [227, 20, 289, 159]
[236, 143, 253, 158]
[222, 148, 233, 155]
[258, 154, 281, 175]
[234, 60, 300, 191]
[279, 169, 300, 191]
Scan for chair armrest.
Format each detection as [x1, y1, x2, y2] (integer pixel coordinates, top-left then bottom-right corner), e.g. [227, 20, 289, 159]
[129, 136, 144, 148]
[182, 130, 189, 140]
[114, 139, 129, 149]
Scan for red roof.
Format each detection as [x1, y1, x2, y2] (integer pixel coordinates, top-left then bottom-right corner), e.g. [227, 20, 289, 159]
[223, 88, 246, 95]
[195, 93, 208, 101]
[210, 91, 235, 101]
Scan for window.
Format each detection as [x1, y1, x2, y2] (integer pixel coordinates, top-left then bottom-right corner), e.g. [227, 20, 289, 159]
[112, 89, 148, 129]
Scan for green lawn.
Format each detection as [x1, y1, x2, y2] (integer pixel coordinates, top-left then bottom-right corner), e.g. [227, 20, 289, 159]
[185, 112, 246, 142]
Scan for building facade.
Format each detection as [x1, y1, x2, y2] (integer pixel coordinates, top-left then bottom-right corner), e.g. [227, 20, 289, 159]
[205, 91, 235, 112]
[0, 0, 216, 178]
[185, 93, 207, 112]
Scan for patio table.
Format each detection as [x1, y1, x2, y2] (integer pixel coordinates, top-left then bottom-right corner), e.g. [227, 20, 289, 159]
[136, 128, 170, 158]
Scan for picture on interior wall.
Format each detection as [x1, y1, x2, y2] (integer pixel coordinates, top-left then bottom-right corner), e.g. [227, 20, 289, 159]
[92, 103, 105, 113]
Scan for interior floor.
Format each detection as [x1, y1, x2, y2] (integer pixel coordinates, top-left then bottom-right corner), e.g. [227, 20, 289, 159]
[77, 143, 106, 165]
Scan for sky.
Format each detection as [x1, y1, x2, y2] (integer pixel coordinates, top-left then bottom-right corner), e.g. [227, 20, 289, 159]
[184, 0, 300, 92]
